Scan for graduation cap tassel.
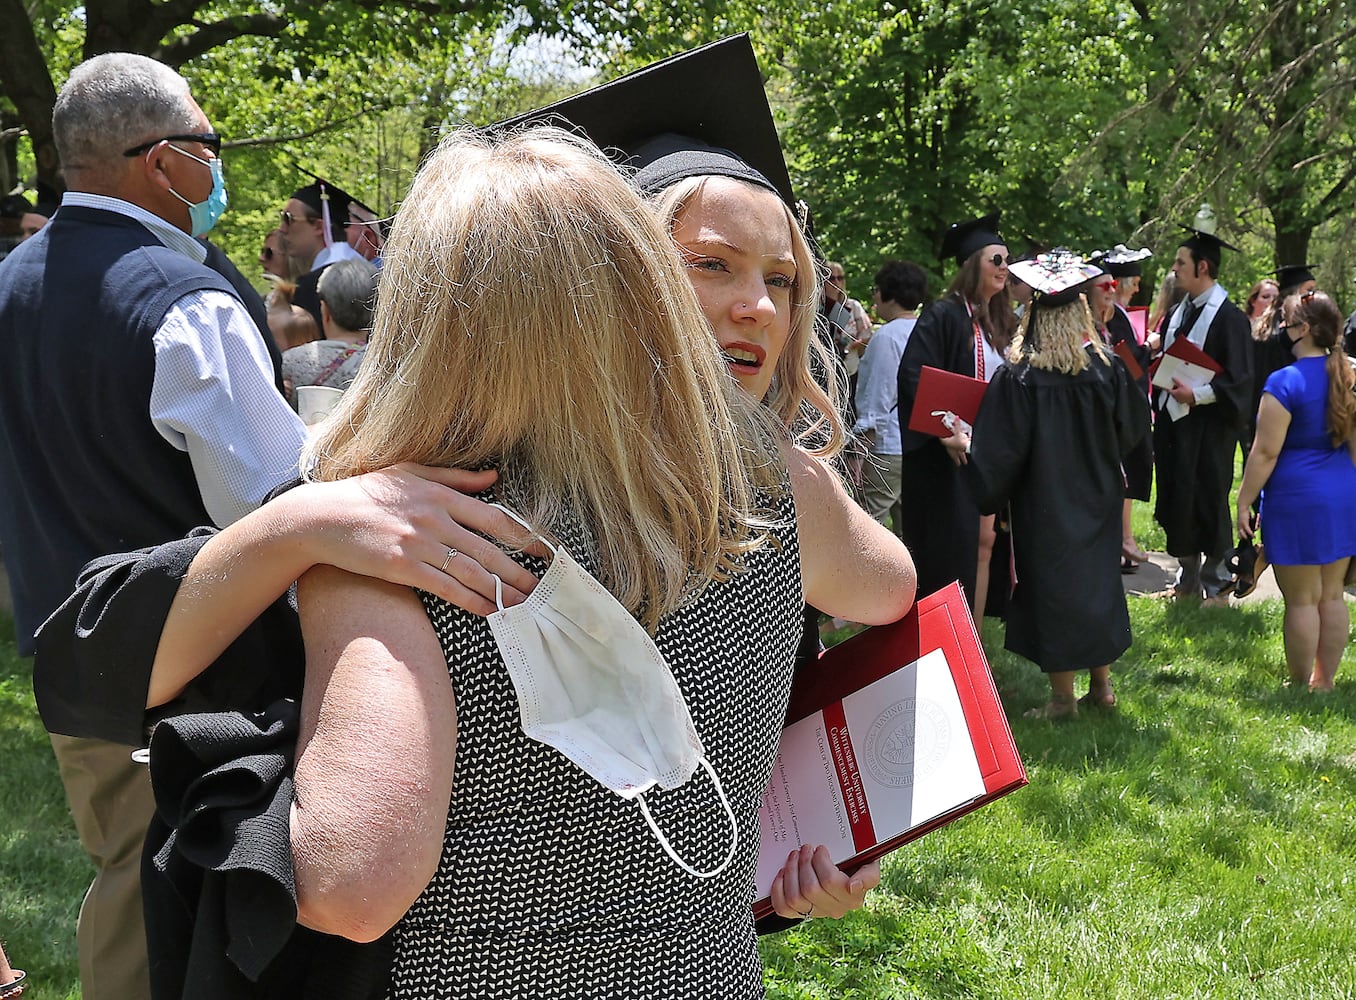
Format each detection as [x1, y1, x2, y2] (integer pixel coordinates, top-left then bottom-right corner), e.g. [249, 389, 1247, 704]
[320, 182, 335, 250]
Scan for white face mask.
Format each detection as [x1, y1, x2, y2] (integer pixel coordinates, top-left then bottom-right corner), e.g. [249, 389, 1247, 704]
[486, 504, 737, 879]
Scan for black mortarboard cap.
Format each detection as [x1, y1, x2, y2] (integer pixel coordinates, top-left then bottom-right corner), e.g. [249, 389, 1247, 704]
[1009, 249, 1103, 308]
[1272, 263, 1317, 292]
[290, 177, 354, 231]
[1093, 243, 1152, 278]
[1178, 226, 1240, 269]
[499, 34, 795, 208]
[940, 212, 1005, 267]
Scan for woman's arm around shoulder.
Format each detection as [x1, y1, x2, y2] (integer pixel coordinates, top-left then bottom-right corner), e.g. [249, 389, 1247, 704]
[784, 442, 916, 625]
[290, 565, 457, 943]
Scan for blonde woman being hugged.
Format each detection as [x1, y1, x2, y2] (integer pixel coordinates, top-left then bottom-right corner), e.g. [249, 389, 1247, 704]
[1236, 290, 1356, 692]
[288, 127, 913, 998]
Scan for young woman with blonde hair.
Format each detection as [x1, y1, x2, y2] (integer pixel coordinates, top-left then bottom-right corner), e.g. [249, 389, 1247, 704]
[966, 253, 1149, 719]
[289, 127, 914, 996]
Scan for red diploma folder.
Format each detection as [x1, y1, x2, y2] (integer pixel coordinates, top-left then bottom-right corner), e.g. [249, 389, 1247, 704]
[907, 366, 987, 437]
[1113, 340, 1144, 381]
[1127, 306, 1149, 345]
[1149, 333, 1224, 388]
[752, 584, 1027, 919]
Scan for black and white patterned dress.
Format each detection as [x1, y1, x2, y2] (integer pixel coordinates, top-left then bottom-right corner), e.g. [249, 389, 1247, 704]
[390, 488, 802, 999]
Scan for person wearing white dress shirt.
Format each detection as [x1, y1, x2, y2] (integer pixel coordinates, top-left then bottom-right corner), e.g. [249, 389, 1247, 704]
[0, 52, 304, 1000]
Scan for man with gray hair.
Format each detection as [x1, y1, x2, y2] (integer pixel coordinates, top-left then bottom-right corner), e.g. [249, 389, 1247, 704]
[282, 256, 377, 397]
[0, 52, 306, 999]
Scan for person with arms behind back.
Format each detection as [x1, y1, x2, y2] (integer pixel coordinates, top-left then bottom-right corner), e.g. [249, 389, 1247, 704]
[1236, 290, 1356, 691]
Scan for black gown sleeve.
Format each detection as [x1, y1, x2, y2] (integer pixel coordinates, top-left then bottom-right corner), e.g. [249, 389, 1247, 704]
[32, 529, 306, 747]
[965, 365, 1034, 515]
[1204, 303, 1256, 429]
[897, 298, 972, 455]
[1113, 354, 1152, 459]
[33, 532, 216, 745]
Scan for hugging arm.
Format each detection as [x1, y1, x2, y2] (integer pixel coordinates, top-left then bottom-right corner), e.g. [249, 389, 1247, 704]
[290, 566, 457, 943]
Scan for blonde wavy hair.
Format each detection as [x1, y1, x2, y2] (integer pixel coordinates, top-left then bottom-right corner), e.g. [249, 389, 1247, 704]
[305, 126, 783, 629]
[651, 176, 846, 457]
[1008, 289, 1111, 375]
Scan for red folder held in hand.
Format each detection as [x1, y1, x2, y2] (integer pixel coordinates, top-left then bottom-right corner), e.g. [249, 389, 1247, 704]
[1113, 340, 1144, 381]
[1149, 333, 1224, 388]
[751, 584, 1028, 919]
[907, 366, 987, 437]
[1162, 334, 1224, 373]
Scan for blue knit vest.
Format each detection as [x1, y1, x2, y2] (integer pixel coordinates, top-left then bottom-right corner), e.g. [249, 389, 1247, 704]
[0, 206, 237, 653]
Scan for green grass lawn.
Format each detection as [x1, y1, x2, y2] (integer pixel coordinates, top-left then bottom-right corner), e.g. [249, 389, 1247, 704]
[4, 590, 1355, 999]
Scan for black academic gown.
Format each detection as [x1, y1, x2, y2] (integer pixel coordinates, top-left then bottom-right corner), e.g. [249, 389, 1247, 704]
[33, 531, 390, 999]
[293, 266, 327, 333]
[1152, 295, 1254, 559]
[1244, 325, 1294, 445]
[1105, 306, 1153, 500]
[896, 296, 985, 604]
[967, 348, 1149, 672]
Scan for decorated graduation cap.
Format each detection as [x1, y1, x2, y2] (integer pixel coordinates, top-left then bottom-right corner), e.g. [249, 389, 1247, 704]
[1178, 225, 1240, 270]
[940, 212, 1005, 268]
[1093, 243, 1153, 279]
[1010, 249, 1104, 358]
[500, 34, 795, 209]
[1272, 263, 1317, 293]
[1009, 249, 1103, 308]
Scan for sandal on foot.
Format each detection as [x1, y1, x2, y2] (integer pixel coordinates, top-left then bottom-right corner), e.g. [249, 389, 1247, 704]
[1122, 539, 1148, 563]
[1, 971, 26, 999]
[1121, 556, 1139, 574]
[1024, 699, 1078, 721]
[1077, 691, 1117, 712]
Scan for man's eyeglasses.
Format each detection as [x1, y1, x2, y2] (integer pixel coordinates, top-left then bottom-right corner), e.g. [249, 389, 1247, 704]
[1095, 279, 1118, 291]
[122, 133, 222, 157]
[987, 254, 1012, 268]
[280, 210, 320, 227]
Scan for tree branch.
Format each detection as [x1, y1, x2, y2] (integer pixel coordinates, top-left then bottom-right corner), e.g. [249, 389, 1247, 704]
[1315, 160, 1356, 221]
[1293, 145, 1356, 170]
[227, 105, 399, 151]
[155, 13, 290, 66]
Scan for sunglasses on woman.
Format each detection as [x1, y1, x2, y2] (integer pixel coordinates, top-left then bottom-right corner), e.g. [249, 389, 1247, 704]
[987, 254, 1012, 267]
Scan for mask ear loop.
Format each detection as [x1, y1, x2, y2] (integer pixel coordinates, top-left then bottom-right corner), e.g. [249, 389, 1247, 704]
[486, 502, 557, 613]
[634, 757, 738, 879]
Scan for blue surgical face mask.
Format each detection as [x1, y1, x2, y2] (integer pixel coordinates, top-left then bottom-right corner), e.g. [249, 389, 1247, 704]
[166, 144, 228, 237]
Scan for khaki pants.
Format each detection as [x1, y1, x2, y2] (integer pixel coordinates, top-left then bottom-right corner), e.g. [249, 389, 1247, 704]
[858, 451, 903, 532]
[49, 734, 154, 1000]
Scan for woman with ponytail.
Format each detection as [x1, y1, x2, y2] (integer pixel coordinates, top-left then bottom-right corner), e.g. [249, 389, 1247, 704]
[1236, 289, 1356, 691]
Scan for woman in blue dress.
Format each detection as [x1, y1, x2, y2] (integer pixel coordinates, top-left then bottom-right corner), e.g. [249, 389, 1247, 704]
[1236, 290, 1356, 691]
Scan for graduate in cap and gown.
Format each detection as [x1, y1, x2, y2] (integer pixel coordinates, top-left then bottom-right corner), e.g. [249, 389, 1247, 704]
[895, 212, 1016, 618]
[966, 251, 1149, 718]
[1094, 244, 1155, 568]
[282, 178, 366, 331]
[506, 32, 909, 935]
[1153, 227, 1254, 602]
